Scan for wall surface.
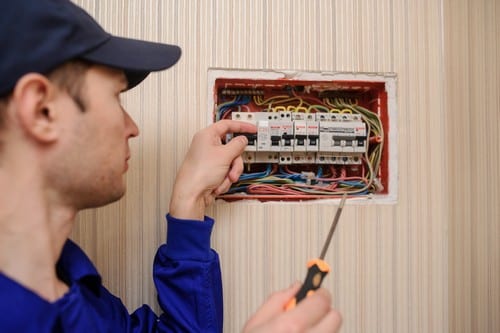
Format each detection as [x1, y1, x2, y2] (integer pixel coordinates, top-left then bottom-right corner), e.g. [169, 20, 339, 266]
[444, 0, 500, 332]
[71, 1, 498, 332]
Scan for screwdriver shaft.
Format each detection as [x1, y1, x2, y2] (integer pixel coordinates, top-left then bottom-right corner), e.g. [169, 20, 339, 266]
[319, 194, 347, 260]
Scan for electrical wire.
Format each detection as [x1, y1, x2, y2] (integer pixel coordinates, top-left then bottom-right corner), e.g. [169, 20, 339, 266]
[216, 91, 385, 198]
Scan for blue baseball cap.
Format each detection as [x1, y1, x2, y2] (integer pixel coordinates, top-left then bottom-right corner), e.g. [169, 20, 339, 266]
[0, 0, 182, 96]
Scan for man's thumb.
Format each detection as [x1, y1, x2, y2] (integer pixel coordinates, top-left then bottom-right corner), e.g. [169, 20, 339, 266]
[225, 135, 249, 156]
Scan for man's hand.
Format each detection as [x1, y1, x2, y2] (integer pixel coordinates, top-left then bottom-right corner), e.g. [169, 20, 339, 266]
[169, 120, 256, 220]
[243, 283, 342, 333]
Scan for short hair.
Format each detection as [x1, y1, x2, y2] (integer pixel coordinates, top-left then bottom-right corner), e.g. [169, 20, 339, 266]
[0, 59, 92, 129]
[0, 95, 11, 129]
[46, 59, 92, 111]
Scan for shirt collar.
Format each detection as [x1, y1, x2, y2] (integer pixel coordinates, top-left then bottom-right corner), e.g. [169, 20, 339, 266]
[56, 239, 102, 295]
[0, 240, 102, 329]
[0, 239, 102, 313]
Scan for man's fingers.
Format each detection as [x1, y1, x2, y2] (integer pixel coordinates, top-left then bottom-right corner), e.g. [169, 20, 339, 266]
[216, 135, 247, 187]
[282, 288, 332, 328]
[224, 134, 248, 159]
[243, 286, 342, 333]
[214, 177, 232, 195]
[309, 309, 342, 333]
[228, 155, 244, 183]
[214, 155, 243, 195]
[244, 283, 301, 330]
[212, 119, 257, 138]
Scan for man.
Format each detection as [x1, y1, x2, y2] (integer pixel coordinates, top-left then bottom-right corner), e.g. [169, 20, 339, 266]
[0, 0, 342, 332]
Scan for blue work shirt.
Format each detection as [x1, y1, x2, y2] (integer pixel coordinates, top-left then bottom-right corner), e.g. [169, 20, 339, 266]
[0, 215, 223, 332]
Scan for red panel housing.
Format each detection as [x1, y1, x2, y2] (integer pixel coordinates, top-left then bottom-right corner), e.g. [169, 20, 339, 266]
[212, 77, 391, 202]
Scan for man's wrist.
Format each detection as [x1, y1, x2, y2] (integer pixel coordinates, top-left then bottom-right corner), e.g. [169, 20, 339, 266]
[169, 189, 206, 221]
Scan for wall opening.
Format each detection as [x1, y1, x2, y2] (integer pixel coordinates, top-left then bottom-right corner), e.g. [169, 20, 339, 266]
[208, 69, 397, 203]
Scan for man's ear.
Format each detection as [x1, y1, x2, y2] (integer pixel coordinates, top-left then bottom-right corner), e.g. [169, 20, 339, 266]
[12, 73, 59, 143]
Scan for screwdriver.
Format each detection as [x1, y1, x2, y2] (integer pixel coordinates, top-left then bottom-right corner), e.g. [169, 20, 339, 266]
[285, 193, 347, 310]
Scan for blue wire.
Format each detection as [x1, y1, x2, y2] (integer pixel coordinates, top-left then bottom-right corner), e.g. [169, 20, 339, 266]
[317, 166, 323, 178]
[226, 185, 249, 194]
[337, 180, 366, 188]
[238, 164, 272, 181]
[275, 169, 305, 181]
[217, 95, 252, 120]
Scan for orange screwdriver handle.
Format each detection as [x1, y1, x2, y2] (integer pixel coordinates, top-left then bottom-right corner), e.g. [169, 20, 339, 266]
[285, 259, 331, 310]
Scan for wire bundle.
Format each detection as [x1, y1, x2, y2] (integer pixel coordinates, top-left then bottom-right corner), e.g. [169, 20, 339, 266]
[216, 95, 252, 120]
[216, 91, 385, 199]
[228, 162, 371, 197]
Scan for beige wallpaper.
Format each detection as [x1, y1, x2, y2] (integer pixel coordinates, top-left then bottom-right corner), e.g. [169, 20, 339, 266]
[71, 1, 498, 332]
[445, 0, 500, 332]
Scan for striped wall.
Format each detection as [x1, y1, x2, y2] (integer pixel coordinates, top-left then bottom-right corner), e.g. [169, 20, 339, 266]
[445, 0, 500, 332]
[71, 1, 499, 332]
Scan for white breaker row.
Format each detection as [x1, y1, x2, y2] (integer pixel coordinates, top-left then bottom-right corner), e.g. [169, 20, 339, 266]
[230, 111, 368, 165]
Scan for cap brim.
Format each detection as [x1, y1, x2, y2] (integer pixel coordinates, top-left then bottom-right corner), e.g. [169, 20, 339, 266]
[81, 35, 181, 90]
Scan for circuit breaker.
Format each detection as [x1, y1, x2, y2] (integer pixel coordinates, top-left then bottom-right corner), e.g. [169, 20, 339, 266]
[208, 69, 397, 202]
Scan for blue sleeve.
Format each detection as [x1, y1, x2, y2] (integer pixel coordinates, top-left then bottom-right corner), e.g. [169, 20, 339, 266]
[144, 214, 223, 332]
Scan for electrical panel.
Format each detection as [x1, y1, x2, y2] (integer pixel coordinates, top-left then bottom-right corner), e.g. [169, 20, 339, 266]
[208, 69, 397, 202]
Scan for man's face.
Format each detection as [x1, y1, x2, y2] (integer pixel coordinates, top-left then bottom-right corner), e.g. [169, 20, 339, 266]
[49, 65, 139, 209]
